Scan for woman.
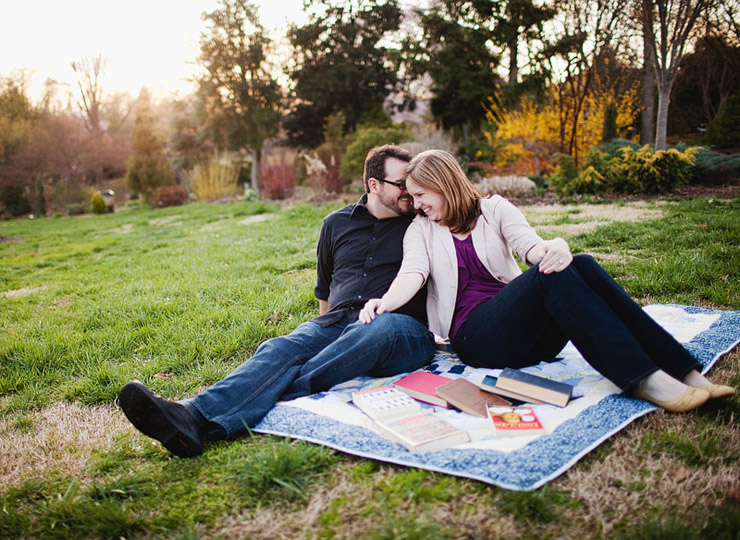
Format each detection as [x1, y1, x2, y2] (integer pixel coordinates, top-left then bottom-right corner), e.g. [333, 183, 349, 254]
[359, 150, 734, 412]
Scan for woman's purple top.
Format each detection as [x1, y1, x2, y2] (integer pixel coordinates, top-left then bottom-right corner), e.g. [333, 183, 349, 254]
[449, 235, 505, 342]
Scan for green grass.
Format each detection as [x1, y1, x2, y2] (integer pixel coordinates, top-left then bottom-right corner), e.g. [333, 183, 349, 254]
[1, 195, 739, 539]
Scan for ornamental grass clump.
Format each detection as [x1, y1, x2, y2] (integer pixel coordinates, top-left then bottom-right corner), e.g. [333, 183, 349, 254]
[190, 156, 241, 202]
[476, 175, 537, 198]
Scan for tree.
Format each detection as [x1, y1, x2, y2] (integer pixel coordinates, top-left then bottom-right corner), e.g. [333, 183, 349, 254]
[71, 52, 106, 136]
[126, 89, 174, 199]
[0, 79, 32, 168]
[542, 0, 632, 163]
[198, 0, 282, 193]
[642, 0, 709, 149]
[640, 2, 656, 144]
[409, 2, 502, 136]
[668, 35, 740, 135]
[285, 0, 402, 148]
[488, 0, 557, 88]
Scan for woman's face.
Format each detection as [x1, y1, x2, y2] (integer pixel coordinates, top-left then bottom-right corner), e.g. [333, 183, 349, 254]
[406, 178, 447, 222]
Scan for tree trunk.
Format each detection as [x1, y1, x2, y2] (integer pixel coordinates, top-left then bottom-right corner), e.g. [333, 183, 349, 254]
[655, 83, 672, 150]
[641, 27, 656, 144]
[251, 148, 260, 196]
[508, 33, 519, 86]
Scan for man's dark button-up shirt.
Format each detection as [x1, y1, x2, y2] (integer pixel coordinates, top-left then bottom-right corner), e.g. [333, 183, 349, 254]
[313, 195, 427, 326]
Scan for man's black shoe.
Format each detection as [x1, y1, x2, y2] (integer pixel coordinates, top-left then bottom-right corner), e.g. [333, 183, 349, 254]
[118, 381, 204, 458]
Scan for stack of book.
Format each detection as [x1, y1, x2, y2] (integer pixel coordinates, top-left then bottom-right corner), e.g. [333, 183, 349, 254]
[352, 386, 470, 453]
[478, 368, 573, 407]
[351, 366, 568, 450]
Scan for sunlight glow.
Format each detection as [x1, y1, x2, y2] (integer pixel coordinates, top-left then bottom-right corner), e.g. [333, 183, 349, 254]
[0, 0, 306, 100]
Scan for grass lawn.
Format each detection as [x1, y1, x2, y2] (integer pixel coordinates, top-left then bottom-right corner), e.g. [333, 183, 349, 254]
[1, 195, 739, 540]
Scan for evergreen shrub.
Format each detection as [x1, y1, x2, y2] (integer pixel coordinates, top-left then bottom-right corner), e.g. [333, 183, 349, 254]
[704, 91, 740, 148]
[0, 185, 31, 216]
[90, 192, 107, 214]
[552, 144, 701, 195]
[340, 124, 412, 182]
[691, 149, 740, 183]
[549, 155, 580, 195]
[611, 146, 700, 193]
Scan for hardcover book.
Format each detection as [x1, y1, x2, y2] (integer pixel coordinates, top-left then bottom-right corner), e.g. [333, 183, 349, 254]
[487, 405, 546, 437]
[436, 377, 512, 417]
[375, 411, 471, 452]
[478, 375, 547, 405]
[393, 371, 452, 407]
[495, 368, 573, 407]
[351, 386, 422, 421]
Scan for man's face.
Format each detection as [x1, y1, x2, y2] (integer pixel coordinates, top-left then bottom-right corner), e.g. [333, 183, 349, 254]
[376, 157, 413, 216]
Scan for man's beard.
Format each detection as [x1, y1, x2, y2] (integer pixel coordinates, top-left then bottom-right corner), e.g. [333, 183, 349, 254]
[378, 187, 413, 216]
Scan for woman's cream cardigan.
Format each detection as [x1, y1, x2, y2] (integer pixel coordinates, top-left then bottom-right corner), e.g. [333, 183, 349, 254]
[398, 196, 543, 339]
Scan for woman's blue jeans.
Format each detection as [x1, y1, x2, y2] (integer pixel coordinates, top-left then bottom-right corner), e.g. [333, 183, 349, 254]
[452, 254, 700, 390]
[186, 312, 435, 438]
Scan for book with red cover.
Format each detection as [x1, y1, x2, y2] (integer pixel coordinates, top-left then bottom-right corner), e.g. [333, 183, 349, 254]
[393, 371, 452, 407]
[487, 405, 546, 437]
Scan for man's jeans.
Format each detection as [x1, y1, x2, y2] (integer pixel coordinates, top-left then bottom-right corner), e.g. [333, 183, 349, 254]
[187, 312, 435, 438]
[452, 254, 701, 390]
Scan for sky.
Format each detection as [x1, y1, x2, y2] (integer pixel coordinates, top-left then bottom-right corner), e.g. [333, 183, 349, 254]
[0, 0, 307, 101]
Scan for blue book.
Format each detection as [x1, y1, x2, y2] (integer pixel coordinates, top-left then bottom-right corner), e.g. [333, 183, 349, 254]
[494, 368, 573, 407]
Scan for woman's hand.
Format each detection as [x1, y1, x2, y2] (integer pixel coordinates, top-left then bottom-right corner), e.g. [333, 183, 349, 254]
[529, 238, 572, 274]
[359, 298, 385, 324]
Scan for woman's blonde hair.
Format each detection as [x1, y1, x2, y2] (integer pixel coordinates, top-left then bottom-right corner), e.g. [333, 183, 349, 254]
[405, 149, 482, 233]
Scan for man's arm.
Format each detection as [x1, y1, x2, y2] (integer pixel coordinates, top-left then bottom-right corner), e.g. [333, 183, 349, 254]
[314, 219, 333, 314]
[358, 272, 425, 323]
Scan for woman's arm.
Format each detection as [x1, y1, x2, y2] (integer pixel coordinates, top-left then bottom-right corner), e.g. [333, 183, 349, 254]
[526, 237, 573, 274]
[358, 273, 425, 323]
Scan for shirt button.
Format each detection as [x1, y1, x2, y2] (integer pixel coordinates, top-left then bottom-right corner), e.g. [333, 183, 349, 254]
[357, 295, 362, 299]
[363, 273, 367, 277]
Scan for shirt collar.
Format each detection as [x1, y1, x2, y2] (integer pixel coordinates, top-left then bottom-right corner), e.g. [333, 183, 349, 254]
[350, 194, 371, 218]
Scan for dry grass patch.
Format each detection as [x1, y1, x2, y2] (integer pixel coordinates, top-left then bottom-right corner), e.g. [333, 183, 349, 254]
[111, 223, 133, 234]
[521, 201, 666, 237]
[2, 285, 49, 298]
[212, 463, 525, 540]
[556, 347, 740, 538]
[0, 402, 130, 491]
[238, 213, 276, 225]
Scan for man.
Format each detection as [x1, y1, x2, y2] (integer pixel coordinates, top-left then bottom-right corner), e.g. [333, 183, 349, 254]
[118, 145, 435, 457]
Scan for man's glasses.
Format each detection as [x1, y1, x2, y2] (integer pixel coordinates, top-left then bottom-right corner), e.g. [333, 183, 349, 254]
[376, 178, 406, 190]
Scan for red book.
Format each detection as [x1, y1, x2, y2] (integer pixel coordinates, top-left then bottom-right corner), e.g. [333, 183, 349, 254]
[393, 371, 452, 407]
[487, 406, 546, 437]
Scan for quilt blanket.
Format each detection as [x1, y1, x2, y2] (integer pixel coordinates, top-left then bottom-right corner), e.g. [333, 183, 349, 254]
[254, 305, 740, 491]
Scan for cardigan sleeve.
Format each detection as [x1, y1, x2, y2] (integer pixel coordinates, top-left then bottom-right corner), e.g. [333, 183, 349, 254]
[493, 197, 543, 264]
[398, 218, 430, 284]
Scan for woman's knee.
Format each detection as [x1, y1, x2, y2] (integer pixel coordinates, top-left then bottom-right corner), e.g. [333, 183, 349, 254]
[571, 253, 598, 269]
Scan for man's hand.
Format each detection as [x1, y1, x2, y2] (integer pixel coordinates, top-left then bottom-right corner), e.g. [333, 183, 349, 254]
[528, 238, 572, 274]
